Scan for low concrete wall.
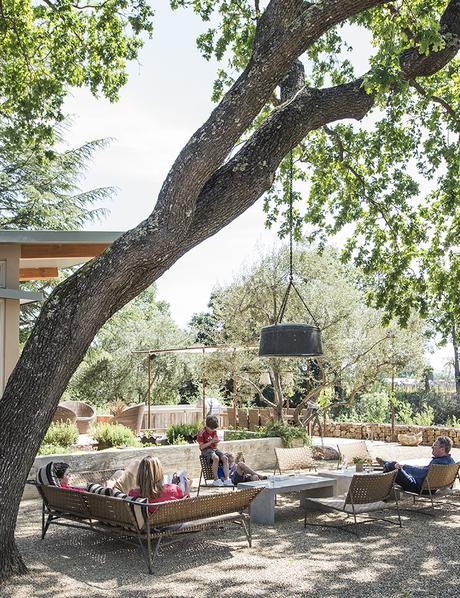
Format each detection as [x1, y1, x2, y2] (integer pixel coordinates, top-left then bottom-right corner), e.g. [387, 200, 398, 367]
[323, 421, 460, 446]
[24, 437, 283, 500]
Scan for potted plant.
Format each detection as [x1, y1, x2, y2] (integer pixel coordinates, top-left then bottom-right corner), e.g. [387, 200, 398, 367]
[352, 456, 372, 472]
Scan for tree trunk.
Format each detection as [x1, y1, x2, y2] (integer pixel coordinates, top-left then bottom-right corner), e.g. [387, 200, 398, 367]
[452, 323, 460, 403]
[1, 0, 459, 584]
[269, 367, 284, 421]
[0, 424, 40, 582]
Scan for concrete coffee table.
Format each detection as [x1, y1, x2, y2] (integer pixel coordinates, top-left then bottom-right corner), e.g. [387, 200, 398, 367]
[237, 475, 337, 525]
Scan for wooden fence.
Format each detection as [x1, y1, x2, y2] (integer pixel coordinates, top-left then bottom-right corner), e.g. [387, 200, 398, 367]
[141, 405, 305, 431]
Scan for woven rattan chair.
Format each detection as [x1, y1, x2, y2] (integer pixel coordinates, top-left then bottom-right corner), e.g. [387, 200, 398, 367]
[399, 462, 460, 513]
[33, 479, 262, 574]
[61, 400, 96, 434]
[274, 446, 316, 475]
[52, 405, 77, 425]
[197, 454, 236, 496]
[303, 470, 401, 536]
[112, 403, 145, 435]
[337, 440, 372, 469]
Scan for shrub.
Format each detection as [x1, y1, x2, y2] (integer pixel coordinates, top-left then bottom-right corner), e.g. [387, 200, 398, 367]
[226, 421, 311, 448]
[38, 444, 71, 455]
[225, 429, 264, 441]
[110, 400, 127, 416]
[259, 421, 311, 448]
[93, 423, 142, 450]
[447, 415, 460, 428]
[166, 422, 202, 445]
[395, 390, 460, 425]
[395, 400, 413, 424]
[352, 391, 391, 423]
[413, 405, 434, 426]
[43, 421, 79, 448]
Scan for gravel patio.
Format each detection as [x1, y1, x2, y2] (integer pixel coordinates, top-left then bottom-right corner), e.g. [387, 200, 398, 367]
[3, 441, 460, 598]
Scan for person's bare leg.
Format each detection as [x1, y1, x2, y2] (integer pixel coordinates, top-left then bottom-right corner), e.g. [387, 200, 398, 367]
[237, 463, 260, 478]
[211, 454, 219, 480]
[221, 454, 229, 479]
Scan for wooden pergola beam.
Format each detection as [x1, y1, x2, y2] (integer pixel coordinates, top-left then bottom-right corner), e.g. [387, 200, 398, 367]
[20, 243, 109, 259]
[19, 267, 59, 281]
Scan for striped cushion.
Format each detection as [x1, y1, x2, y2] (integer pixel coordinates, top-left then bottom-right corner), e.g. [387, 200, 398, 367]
[86, 483, 116, 496]
[126, 496, 149, 529]
[36, 462, 59, 487]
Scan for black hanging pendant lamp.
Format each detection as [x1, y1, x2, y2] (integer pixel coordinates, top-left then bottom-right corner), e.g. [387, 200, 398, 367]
[259, 151, 323, 358]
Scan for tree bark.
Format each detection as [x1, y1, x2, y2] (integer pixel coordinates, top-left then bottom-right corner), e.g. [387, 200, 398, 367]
[452, 323, 460, 402]
[1, 0, 459, 583]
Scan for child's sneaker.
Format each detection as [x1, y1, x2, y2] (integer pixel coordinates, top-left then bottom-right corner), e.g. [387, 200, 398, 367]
[212, 479, 224, 487]
[223, 478, 234, 487]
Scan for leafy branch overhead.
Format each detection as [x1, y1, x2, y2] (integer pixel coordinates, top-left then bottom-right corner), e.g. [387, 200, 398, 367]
[0, 0, 154, 144]
[174, 1, 460, 334]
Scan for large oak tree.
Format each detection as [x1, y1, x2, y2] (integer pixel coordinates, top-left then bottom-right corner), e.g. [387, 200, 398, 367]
[1, 0, 459, 582]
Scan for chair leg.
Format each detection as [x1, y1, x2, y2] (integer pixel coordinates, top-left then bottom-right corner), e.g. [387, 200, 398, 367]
[154, 536, 162, 558]
[140, 527, 153, 575]
[241, 515, 252, 547]
[42, 508, 53, 540]
[351, 509, 359, 538]
[197, 473, 203, 497]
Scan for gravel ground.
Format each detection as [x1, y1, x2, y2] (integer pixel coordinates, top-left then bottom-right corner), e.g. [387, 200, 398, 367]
[3, 442, 460, 598]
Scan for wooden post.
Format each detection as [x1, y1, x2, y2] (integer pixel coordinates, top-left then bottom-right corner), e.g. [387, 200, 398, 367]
[391, 369, 395, 442]
[232, 348, 237, 428]
[201, 348, 206, 422]
[147, 352, 152, 429]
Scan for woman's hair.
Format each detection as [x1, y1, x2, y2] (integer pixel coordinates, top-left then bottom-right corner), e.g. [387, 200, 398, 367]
[136, 456, 164, 499]
[53, 462, 70, 480]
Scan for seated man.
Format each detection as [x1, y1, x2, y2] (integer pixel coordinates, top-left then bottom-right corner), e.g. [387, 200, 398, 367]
[377, 436, 455, 493]
[218, 452, 267, 484]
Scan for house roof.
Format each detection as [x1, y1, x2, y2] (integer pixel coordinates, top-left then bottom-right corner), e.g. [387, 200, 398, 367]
[0, 230, 123, 280]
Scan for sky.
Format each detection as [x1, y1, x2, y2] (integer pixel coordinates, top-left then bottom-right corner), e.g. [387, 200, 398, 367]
[62, 2, 279, 327]
[61, 2, 453, 372]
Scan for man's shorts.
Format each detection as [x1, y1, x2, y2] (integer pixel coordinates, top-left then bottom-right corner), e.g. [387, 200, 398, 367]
[201, 447, 225, 465]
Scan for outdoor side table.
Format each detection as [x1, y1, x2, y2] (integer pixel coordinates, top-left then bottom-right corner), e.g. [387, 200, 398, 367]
[315, 469, 358, 495]
[237, 475, 336, 525]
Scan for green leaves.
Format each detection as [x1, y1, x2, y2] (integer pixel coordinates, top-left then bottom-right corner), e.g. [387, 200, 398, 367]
[0, 0, 154, 144]
[0, 134, 112, 230]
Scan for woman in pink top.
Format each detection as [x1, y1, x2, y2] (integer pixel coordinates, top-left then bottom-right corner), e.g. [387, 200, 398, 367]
[128, 456, 190, 512]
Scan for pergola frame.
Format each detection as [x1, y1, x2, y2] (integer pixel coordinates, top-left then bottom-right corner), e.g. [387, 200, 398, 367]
[132, 344, 258, 428]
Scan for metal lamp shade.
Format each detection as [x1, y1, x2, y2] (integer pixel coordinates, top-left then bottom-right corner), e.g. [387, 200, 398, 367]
[259, 323, 323, 357]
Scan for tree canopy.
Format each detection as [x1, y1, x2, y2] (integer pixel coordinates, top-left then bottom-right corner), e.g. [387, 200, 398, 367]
[67, 286, 194, 407]
[0, 0, 153, 146]
[191, 245, 427, 418]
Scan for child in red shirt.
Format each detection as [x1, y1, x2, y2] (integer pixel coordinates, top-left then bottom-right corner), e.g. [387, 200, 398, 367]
[197, 415, 232, 487]
[53, 462, 86, 492]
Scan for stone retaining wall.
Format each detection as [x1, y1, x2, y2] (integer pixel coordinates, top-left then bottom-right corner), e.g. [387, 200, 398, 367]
[323, 421, 460, 446]
[24, 437, 282, 501]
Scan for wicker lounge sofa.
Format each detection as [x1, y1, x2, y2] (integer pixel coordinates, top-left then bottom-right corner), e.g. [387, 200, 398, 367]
[303, 470, 401, 536]
[30, 470, 262, 574]
[336, 440, 373, 469]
